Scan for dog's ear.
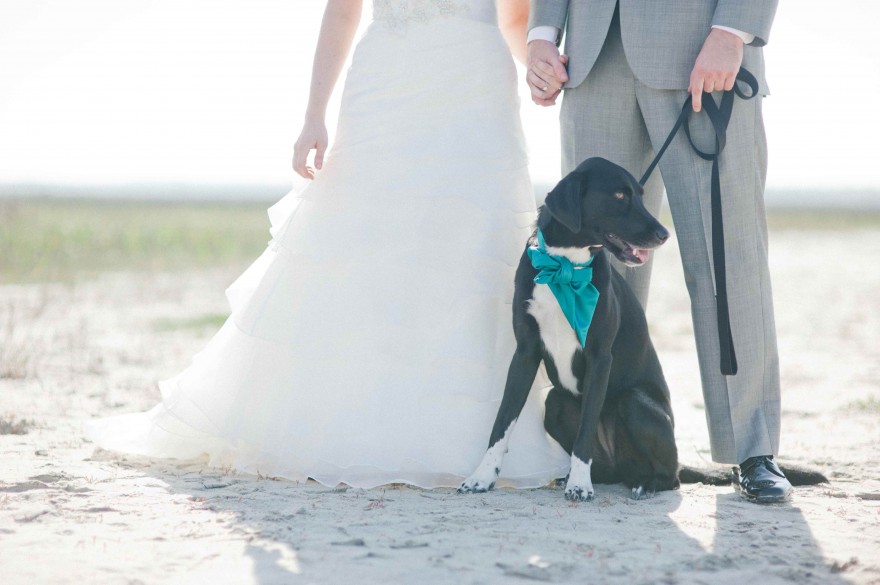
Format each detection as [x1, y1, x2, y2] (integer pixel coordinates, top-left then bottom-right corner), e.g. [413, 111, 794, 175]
[544, 173, 583, 233]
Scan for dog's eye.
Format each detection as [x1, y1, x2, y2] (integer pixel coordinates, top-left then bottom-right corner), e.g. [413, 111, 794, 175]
[614, 192, 626, 201]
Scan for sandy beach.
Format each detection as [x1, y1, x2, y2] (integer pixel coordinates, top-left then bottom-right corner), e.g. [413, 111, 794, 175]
[1, 214, 879, 584]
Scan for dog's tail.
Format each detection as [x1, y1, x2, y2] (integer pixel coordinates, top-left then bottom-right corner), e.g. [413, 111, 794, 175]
[678, 463, 829, 486]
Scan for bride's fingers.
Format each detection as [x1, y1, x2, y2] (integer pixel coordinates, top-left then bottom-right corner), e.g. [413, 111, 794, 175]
[293, 142, 314, 179]
[528, 80, 563, 106]
[528, 72, 553, 98]
[527, 69, 553, 91]
[527, 70, 557, 94]
[532, 60, 565, 87]
[314, 139, 327, 171]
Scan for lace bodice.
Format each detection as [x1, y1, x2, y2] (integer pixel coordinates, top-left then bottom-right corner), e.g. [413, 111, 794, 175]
[372, 0, 496, 27]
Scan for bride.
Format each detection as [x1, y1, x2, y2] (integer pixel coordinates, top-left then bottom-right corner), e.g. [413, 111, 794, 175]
[87, 0, 570, 489]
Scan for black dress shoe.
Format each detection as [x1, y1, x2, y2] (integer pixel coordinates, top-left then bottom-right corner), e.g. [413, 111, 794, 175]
[734, 455, 792, 503]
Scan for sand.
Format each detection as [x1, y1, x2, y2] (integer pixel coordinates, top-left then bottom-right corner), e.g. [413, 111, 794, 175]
[1, 225, 879, 584]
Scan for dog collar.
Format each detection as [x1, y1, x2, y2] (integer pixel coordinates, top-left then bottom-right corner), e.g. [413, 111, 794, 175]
[528, 228, 600, 347]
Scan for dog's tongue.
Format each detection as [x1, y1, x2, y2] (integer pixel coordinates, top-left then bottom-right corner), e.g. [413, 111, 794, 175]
[634, 248, 650, 264]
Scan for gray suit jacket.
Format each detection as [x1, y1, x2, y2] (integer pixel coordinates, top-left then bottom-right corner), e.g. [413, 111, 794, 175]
[529, 0, 778, 92]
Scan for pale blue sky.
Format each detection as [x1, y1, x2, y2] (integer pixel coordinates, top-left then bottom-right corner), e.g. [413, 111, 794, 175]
[1, 0, 878, 192]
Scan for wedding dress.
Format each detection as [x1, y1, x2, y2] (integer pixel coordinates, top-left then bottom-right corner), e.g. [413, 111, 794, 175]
[87, 0, 570, 489]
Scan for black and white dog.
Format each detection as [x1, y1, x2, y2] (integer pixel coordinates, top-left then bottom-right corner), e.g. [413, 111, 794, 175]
[459, 157, 679, 502]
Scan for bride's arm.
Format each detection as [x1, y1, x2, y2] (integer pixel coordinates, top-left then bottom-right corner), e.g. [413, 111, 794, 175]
[498, 0, 529, 65]
[293, 0, 364, 179]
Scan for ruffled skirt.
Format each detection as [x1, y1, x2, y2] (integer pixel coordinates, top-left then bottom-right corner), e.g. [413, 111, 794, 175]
[87, 15, 570, 488]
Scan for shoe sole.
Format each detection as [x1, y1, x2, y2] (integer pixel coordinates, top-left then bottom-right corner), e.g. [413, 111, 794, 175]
[733, 468, 793, 504]
[738, 487, 793, 504]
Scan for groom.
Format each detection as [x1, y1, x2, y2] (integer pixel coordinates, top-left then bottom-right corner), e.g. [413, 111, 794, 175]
[526, 0, 790, 503]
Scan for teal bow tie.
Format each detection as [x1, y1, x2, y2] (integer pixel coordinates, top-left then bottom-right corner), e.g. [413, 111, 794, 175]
[527, 228, 600, 347]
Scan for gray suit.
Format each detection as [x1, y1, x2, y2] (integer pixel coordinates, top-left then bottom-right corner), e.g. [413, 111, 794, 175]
[530, 0, 780, 464]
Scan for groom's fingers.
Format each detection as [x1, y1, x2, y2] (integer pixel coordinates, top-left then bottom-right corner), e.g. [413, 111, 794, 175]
[550, 56, 569, 84]
[689, 73, 704, 113]
[722, 73, 736, 91]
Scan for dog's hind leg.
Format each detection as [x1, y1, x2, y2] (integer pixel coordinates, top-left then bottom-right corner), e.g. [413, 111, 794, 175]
[618, 387, 679, 499]
[458, 343, 543, 494]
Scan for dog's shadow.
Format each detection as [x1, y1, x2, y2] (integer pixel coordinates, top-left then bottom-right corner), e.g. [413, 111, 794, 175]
[94, 452, 851, 584]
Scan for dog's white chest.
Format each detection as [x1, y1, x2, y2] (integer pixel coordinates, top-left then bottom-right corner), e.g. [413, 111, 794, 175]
[527, 284, 581, 395]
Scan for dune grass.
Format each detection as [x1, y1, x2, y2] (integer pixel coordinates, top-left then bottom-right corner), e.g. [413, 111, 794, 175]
[843, 396, 880, 414]
[657, 207, 880, 231]
[0, 198, 272, 283]
[2, 198, 879, 285]
[154, 313, 230, 332]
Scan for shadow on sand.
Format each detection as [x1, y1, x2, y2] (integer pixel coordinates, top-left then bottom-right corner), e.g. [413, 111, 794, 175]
[96, 452, 855, 585]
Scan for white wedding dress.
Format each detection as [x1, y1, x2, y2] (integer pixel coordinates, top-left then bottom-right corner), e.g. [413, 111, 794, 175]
[87, 0, 570, 489]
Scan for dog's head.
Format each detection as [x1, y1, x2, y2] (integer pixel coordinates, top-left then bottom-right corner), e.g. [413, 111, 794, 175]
[539, 157, 669, 267]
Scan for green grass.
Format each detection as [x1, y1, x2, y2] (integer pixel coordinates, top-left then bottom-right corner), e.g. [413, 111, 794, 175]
[154, 313, 229, 332]
[843, 396, 880, 414]
[765, 209, 880, 231]
[657, 208, 880, 231]
[2, 198, 879, 285]
[0, 198, 272, 283]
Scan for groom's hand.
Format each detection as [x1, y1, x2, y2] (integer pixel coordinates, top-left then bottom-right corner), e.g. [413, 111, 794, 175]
[689, 28, 744, 113]
[527, 40, 569, 106]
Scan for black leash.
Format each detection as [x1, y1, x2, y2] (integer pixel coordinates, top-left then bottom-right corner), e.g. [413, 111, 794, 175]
[639, 67, 760, 376]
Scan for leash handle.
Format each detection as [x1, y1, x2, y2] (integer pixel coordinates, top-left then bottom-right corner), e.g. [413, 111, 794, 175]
[640, 68, 758, 186]
[639, 68, 760, 376]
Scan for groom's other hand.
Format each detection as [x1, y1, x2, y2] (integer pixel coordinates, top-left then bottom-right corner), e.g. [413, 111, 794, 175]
[688, 27, 744, 113]
[527, 40, 568, 106]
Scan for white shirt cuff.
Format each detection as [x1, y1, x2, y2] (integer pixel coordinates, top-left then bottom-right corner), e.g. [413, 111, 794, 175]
[711, 25, 755, 45]
[527, 26, 560, 45]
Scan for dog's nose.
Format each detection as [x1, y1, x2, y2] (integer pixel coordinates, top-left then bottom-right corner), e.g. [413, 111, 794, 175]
[656, 227, 670, 243]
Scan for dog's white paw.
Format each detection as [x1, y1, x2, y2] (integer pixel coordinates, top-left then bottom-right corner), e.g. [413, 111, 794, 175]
[458, 427, 513, 495]
[564, 483, 594, 502]
[457, 471, 497, 494]
[564, 455, 594, 502]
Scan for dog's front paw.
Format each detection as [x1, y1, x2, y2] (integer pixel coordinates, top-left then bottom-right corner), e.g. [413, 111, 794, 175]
[564, 483, 594, 502]
[457, 472, 497, 494]
[564, 456, 594, 502]
[458, 445, 506, 494]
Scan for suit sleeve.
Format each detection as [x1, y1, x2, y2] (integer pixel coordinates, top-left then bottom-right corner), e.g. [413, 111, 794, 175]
[711, 0, 778, 47]
[528, 0, 569, 32]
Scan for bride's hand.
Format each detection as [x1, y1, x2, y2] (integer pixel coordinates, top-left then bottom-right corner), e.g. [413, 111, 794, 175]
[293, 117, 329, 179]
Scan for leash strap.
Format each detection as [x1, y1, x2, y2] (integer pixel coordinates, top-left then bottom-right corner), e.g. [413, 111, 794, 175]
[639, 68, 759, 376]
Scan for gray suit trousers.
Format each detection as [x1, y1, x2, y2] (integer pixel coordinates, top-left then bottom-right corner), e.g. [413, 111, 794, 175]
[560, 12, 780, 464]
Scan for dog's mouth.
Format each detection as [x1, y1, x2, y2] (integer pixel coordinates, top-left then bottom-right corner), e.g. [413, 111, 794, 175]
[604, 233, 650, 267]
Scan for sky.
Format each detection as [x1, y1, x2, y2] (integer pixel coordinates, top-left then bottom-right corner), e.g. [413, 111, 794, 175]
[1, 0, 879, 194]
